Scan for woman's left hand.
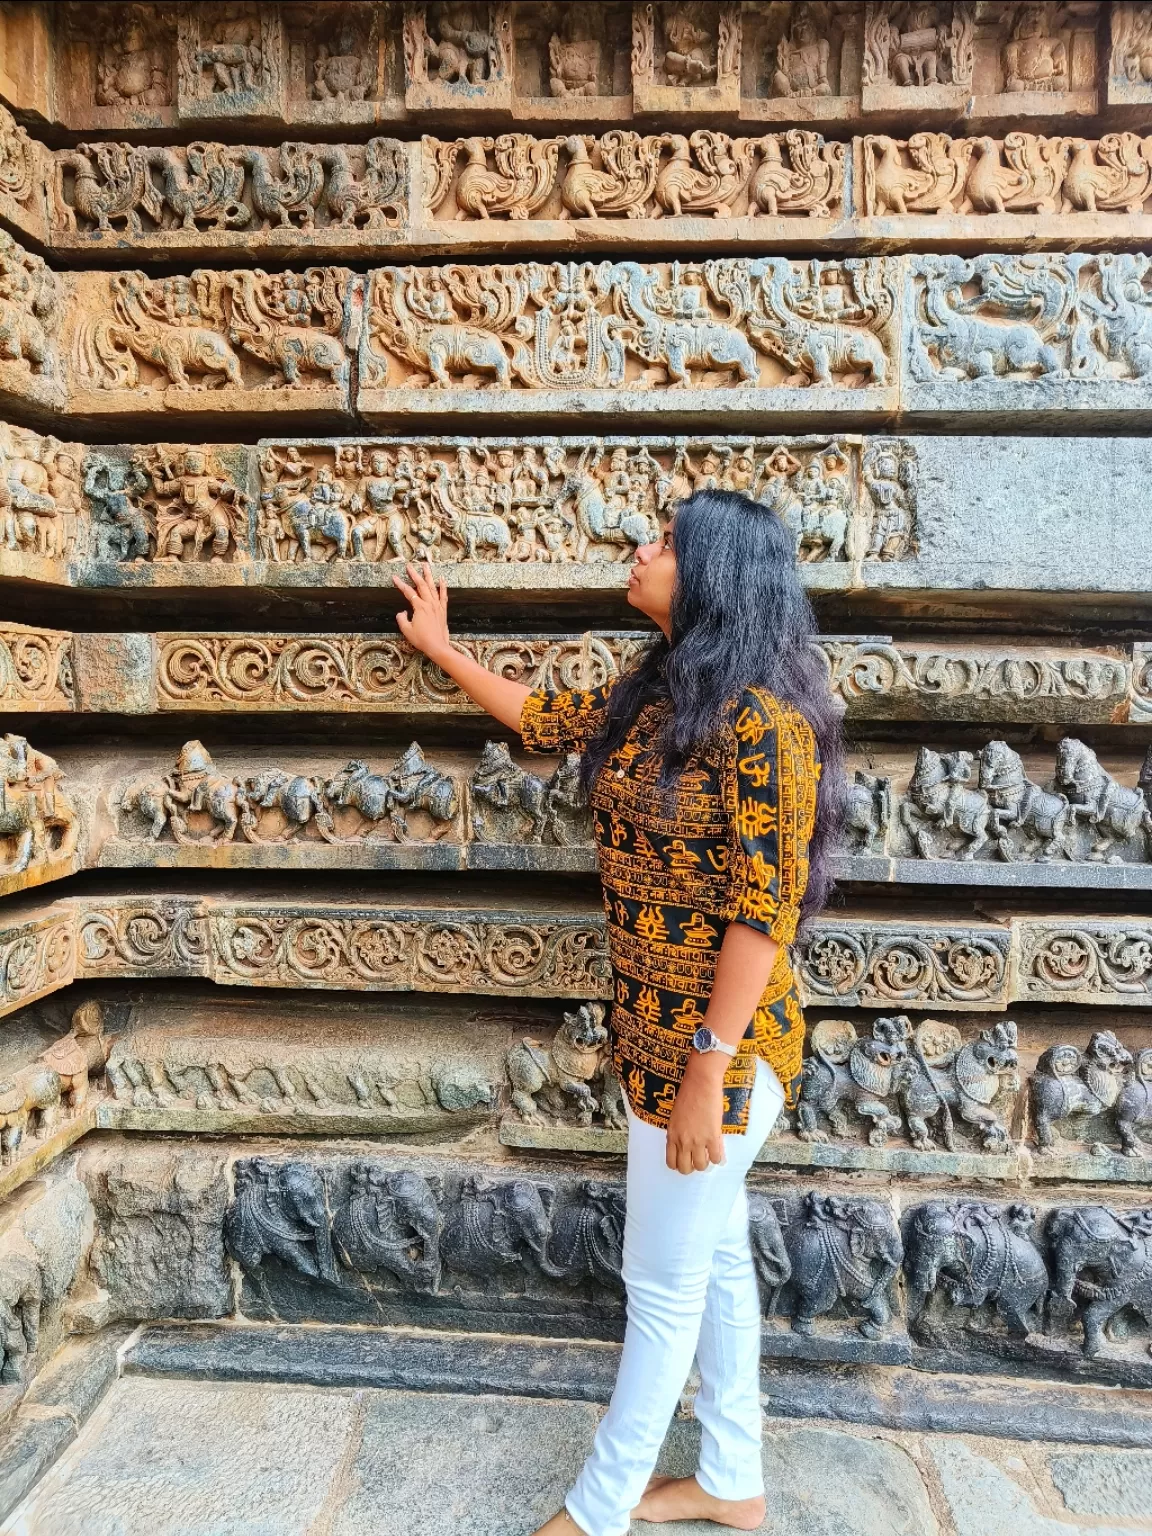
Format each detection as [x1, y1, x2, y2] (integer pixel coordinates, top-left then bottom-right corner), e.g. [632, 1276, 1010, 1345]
[666, 1058, 727, 1174]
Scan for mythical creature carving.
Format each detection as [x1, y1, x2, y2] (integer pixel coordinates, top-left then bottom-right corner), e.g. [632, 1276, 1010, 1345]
[771, 3, 832, 98]
[505, 1002, 623, 1128]
[1117, 1049, 1152, 1158]
[1047, 1204, 1152, 1357]
[546, 1181, 625, 1288]
[1113, 3, 1152, 89]
[92, 5, 172, 107]
[978, 740, 1070, 863]
[797, 1017, 908, 1146]
[332, 1165, 441, 1291]
[891, 1016, 1019, 1153]
[0, 234, 58, 380]
[439, 1175, 558, 1278]
[842, 771, 891, 855]
[863, 3, 974, 89]
[470, 742, 590, 846]
[911, 254, 1068, 382]
[1031, 1032, 1135, 1153]
[1054, 738, 1152, 863]
[907, 1200, 1047, 1337]
[0, 107, 43, 219]
[225, 1158, 340, 1287]
[778, 1194, 903, 1339]
[1002, 2, 1068, 94]
[0, 735, 77, 877]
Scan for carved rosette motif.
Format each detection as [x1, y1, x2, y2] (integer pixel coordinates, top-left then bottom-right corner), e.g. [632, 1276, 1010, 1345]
[797, 925, 1010, 1009]
[1021, 923, 1152, 1004]
[0, 628, 75, 711]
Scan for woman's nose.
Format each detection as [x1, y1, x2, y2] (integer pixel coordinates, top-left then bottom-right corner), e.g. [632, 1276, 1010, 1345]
[634, 541, 660, 564]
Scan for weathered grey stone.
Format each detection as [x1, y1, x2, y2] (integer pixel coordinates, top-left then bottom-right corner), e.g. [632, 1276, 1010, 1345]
[79, 1140, 230, 1321]
[1047, 1449, 1152, 1521]
[0, 1408, 77, 1522]
[926, 1437, 1136, 1536]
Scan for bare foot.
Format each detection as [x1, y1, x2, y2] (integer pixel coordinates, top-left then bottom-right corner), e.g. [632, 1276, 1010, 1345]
[531, 1512, 588, 1535]
[633, 1474, 765, 1529]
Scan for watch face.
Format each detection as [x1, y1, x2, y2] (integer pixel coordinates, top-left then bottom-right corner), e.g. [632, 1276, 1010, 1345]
[692, 1026, 715, 1052]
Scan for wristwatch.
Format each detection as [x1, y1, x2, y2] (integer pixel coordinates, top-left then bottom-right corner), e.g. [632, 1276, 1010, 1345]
[691, 1026, 737, 1058]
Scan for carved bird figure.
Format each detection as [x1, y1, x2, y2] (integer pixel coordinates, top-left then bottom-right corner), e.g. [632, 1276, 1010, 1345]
[654, 132, 753, 219]
[1062, 133, 1152, 215]
[964, 135, 1065, 215]
[559, 133, 659, 219]
[455, 135, 560, 220]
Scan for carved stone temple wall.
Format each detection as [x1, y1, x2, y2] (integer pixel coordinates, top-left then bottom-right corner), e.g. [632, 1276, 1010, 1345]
[1, 0, 1152, 1504]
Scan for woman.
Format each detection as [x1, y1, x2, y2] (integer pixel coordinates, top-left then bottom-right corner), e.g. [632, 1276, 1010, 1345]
[394, 489, 841, 1536]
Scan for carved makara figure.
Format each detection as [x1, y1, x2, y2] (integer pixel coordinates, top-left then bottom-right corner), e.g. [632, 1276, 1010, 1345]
[1031, 1033, 1134, 1153]
[324, 747, 459, 842]
[1047, 1204, 1152, 1357]
[421, 3, 498, 85]
[225, 269, 350, 391]
[94, 7, 171, 107]
[0, 735, 77, 875]
[1003, 2, 1067, 94]
[842, 772, 891, 855]
[777, 1194, 903, 1339]
[1054, 738, 1152, 863]
[894, 1017, 1019, 1154]
[506, 1002, 616, 1127]
[901, 747, 989, 860]
[369, 266, 520, 390]
[0, 234, 58, 379]
[797, 1017, 907, 1146]
[771, 3, 831, 97]
[332, 1165, 441, 1291]
[608, 260, 760, 388]
[748, 259, 892, 387]
[225, 1159, 340, 1287]
[1117, 1049, 1152, 1158]
[80, 270, 244, 392]
[546, 1181, 625, 1289]
[907, 1201, 1048, 1337]
[912, 254, 1067, 381]
[863, 2, 974, 89]
[439, 1175, 558, 1277]
[978, 740, 1070, 863]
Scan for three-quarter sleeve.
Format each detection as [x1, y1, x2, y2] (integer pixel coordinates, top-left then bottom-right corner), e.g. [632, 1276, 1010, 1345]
[519, 682, 615, 755]
[725, 686, 819, 947]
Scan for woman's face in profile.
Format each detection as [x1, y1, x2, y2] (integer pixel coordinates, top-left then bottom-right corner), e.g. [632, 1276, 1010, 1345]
[627, 526, 676, 633]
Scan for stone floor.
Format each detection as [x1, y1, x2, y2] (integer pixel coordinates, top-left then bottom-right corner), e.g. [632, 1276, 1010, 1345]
[4, 1375, 1152, 1536]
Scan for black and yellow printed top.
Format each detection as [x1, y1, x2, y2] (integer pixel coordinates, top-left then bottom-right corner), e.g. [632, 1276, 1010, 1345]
[520, 679, 820, 1134]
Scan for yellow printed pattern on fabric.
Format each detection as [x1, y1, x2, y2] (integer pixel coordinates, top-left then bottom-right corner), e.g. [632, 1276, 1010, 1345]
[519, 680, 820, 1134]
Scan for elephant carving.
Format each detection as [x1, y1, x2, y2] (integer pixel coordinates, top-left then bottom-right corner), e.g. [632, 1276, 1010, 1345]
[439, 1175, 558, 1279]
[1046, 1204, 1152, 1357]
[776, 1193, 903, 1339]
[332, 1164, 442, 1293]
[906, 1200, 1048, 1338]
[747, 1192, 792, 1297]
[224, 1158, 339, 1289]
[546, 1180, 625, 1290]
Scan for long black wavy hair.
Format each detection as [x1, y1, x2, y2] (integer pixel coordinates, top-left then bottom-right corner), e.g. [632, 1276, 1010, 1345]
[580, 489, 844, 926]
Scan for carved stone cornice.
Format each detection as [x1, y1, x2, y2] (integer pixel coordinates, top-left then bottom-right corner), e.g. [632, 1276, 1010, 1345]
[3, 893, 1147, 1017]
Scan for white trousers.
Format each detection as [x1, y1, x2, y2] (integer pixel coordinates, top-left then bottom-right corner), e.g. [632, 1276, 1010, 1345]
[565, 1059, 785, 1536]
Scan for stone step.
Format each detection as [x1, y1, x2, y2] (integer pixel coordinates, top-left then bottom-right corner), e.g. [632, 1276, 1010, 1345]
[8, 241, 1152, 429]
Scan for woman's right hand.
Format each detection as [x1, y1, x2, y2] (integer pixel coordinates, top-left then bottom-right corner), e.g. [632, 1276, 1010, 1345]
[393, 559, 451, 663]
